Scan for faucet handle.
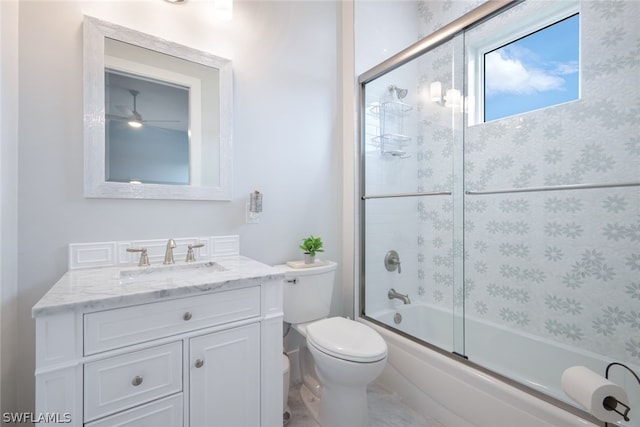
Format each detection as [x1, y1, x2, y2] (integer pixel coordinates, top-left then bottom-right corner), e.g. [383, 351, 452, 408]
[127, 247, 150, 267]
[384, 250, 401, 274]
[186, 243, 205, 262]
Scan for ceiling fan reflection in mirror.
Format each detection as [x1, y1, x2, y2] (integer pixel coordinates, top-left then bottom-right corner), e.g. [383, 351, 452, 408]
[107, 89, 180, 129]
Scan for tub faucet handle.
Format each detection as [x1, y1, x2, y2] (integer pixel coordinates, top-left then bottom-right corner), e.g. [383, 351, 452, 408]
[384, 250, 401, 274]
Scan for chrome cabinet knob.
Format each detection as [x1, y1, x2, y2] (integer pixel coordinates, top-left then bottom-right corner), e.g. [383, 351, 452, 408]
[131, 375, 143, 386]
[194, 359, 204, 368]
[183, 312, 192, 321]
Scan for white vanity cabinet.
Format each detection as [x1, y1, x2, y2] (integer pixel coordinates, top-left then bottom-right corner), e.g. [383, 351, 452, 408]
[189, 323, 260, 426]
[33, 256, 284, 427]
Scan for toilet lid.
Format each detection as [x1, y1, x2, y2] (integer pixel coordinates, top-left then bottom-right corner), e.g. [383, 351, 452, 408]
[306, 317, 387, 363]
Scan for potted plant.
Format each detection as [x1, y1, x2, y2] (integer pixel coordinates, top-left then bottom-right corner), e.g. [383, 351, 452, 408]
[299, 235, 324, 264]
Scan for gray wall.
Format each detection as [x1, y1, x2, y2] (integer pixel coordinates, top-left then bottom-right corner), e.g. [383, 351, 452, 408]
[11, 0, 342, 412]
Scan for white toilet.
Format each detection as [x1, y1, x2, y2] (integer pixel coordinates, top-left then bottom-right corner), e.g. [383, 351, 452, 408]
[280, 261, 388, 427]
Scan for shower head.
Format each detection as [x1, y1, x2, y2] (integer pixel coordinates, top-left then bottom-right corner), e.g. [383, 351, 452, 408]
[388, 85, 408, 100]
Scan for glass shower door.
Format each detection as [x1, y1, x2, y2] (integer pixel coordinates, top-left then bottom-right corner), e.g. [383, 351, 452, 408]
[360, 34, 465, 354]
[359, 0, 639, 422]
[462, 0, 640, 418]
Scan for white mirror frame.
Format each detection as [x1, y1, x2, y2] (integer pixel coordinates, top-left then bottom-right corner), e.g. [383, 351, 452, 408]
[83, 16, 233, 200]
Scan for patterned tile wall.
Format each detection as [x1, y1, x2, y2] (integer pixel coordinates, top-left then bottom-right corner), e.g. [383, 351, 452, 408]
[412, 0, 640, 366]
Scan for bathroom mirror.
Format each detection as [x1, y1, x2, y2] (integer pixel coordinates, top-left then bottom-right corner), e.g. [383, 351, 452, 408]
[83, 16, 232, 200]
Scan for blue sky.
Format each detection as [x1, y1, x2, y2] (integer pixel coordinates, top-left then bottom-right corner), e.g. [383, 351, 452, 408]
[484, 14, 580, 122]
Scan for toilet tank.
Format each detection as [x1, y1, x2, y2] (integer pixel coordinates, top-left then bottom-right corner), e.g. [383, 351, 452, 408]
[278, 261, 337, 324]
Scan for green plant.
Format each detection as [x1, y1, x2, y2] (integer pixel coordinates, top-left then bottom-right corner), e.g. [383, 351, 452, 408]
[299, 235, 324, 257]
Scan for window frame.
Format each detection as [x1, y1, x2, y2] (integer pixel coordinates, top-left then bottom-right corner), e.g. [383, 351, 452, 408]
[467, 1, 580, 125]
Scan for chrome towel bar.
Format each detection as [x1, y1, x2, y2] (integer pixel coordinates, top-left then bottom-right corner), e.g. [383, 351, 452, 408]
[465, 182, 640, 196]
[362, 191, 451, 200]
[361, 182, 639, 200]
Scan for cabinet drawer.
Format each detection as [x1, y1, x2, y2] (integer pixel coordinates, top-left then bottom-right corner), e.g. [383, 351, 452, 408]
[85, 394, 183, 427]
[84, 342, 182, 422]
[84, 286, 261, 355]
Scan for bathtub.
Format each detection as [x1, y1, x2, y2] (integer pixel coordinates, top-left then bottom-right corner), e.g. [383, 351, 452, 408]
[364, 303, 631, 427]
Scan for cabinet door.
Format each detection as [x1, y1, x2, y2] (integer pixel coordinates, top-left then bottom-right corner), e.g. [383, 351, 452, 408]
[189, 323, 260, 427]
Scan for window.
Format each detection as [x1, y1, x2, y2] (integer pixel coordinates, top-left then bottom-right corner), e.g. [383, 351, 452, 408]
[468, 4, 580, 124]
[484, 14, 579, 122]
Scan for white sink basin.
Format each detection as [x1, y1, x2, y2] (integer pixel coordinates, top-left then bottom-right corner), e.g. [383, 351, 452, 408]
[119, 261, 227, 283]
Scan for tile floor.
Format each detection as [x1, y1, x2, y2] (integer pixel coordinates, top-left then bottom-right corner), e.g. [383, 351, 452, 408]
[285, 381, 445, 427]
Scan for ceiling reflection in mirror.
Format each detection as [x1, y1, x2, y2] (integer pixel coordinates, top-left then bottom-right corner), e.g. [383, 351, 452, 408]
[105, 70, 190, 185]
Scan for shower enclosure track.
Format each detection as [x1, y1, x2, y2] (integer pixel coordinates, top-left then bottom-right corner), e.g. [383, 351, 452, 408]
[465, 181, 640, 195]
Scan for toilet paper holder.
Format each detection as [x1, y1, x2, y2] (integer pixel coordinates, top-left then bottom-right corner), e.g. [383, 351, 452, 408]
[603, 396, 630, 421]
[604, 362, 639, 425]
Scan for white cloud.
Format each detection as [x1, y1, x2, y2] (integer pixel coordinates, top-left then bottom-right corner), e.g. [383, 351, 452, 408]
[485, 49, 572, 97]
[553, 61, 579, 75]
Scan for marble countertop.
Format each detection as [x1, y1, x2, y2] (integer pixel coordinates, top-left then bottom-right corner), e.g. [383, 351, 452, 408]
[32, 256, 284, 317]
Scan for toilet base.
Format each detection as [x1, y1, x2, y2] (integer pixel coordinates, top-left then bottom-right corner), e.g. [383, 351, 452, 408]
[300, 378, 370, 427]
[291, 317, 387, 427]
[317, 383, 369, 427]
[307, 338, 386, 427]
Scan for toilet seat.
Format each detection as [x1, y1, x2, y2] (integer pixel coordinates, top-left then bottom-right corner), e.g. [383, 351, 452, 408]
[306, 317, 387, 363]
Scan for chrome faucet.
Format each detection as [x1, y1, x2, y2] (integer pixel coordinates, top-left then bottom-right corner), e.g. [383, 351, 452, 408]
[388, 288, 411, 304]
[163, 239, 177, 264]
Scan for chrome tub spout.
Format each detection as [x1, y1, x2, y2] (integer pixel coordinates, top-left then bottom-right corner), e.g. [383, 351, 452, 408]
[388, 288, 411, 304]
